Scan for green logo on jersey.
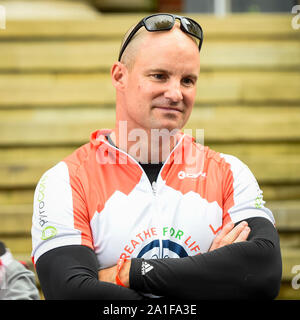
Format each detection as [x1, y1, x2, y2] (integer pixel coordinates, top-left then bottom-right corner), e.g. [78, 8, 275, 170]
[41, 226, 57, 240]
[255, 195, 263, 209]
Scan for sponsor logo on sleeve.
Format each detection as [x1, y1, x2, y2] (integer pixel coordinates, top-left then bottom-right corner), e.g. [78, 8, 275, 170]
[41, 226, 57, 240]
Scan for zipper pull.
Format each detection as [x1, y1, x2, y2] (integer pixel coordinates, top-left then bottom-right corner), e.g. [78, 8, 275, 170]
[152, 181, 157, 195]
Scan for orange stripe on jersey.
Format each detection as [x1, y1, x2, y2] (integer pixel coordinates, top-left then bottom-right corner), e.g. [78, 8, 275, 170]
[222, 160, 235, 226]
[64, 130, 143, 249]
[161, 134, 234, 226]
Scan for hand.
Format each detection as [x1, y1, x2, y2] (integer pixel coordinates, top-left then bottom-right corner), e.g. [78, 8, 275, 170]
[209, 220, 251, 252]
[98, 260, 131, 287]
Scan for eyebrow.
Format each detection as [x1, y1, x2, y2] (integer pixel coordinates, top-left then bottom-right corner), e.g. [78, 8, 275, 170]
[146, 68, 198, 80]
[145, 68, 169, 75]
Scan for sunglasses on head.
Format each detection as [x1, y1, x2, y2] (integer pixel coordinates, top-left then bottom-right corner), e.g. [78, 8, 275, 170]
[118, 13, 204, 61]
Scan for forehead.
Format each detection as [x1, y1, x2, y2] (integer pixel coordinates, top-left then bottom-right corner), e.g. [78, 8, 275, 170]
[132, 26, 200, 72]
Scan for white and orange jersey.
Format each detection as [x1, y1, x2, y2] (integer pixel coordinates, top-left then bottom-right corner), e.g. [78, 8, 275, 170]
[31, 129, 274, 267]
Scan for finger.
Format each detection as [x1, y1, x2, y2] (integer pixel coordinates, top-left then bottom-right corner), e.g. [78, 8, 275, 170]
[234, 226, 251, 243]
[217, 221, 235, 238]
[222, 221, 248, 245]
[209, 222, 235, 251]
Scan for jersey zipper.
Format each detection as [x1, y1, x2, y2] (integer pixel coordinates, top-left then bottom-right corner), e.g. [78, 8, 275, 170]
[101, 134, 186, 196]
[152, 181, 157, 196]
[102, 140, 154, 193]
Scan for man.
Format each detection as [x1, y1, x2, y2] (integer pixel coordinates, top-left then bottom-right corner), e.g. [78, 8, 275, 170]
[31, 14, 282, 299]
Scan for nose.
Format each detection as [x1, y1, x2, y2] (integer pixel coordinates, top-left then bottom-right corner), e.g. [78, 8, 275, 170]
[164, 80, 183, 103]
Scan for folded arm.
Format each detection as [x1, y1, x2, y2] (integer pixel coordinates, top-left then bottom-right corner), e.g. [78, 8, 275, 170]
[129, 217, 282, 299]
[36, 245, 143, 300]
[100, 217, 282, 300]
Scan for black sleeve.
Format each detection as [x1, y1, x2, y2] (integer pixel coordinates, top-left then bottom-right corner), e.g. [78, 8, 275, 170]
[129, 217, 282, 300]
[36, 245, 143, 300]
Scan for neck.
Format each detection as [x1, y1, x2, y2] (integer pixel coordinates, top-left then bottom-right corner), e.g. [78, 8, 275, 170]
[111, 123, 179, 164]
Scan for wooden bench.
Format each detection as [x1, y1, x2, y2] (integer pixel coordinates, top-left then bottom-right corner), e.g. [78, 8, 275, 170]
[0, 11, 300, 299]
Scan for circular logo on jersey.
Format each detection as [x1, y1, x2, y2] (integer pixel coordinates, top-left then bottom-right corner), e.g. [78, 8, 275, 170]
[137, 239, 188, 259]
[41, 226, 57, 240]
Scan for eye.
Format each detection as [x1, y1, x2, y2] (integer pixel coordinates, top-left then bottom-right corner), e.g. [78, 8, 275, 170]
[150, 73, 167, 81]
[181, 77, 195, 87]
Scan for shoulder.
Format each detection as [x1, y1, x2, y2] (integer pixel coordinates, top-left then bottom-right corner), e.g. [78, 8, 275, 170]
[63, 142, 94, 174]
[33, 142, 94, 200]
[191, 141, 257, 186]
[192, 140, 246, 172]
[218, 152, 257, 183]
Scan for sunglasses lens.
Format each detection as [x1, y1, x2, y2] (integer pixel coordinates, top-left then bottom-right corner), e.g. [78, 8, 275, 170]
[145, 15, 174, 31]
[182, 18, 202, 38]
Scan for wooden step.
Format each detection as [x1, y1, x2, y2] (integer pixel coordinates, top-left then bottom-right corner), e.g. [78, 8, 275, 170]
[1, 14, 299, 40]
[281, 248, 300, 282]
[0, 142, 299, 188]
[3, 147, 300, 186]
[269, 201, 300, 231]
[2, 0, 99, 21]
[0, 40, 299, 72]
[278, 281, 300, 300]
[0, 72, 299, 108]
[0, 106, 299, 148]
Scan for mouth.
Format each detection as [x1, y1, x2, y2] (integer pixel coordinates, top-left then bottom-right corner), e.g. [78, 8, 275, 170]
[153, 106, 183, 113]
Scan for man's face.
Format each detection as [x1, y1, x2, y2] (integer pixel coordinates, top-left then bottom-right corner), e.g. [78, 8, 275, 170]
[120, 26, 200, 133]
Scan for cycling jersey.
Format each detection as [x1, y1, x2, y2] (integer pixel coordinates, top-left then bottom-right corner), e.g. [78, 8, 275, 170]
[31, 129, 274, 267]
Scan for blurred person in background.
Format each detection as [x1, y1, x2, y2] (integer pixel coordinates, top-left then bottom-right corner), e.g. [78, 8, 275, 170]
[0, 241, 39, 300]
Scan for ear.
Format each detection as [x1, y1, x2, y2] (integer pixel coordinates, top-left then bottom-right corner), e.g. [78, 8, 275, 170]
[111, 62, 128, 90]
